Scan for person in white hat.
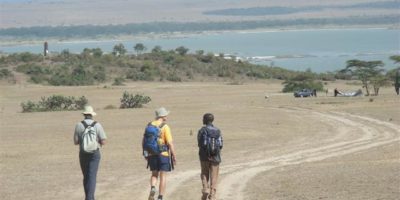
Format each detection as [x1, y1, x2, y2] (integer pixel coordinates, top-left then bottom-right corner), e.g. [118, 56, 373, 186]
[145, 107, 176, 200]
[73, 105, 107, 200]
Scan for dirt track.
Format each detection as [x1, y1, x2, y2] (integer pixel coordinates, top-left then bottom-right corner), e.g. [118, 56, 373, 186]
[0, 81, 399, 200]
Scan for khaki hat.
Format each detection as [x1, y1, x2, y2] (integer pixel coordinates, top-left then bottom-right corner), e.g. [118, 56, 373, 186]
[155, 107, 169, 118]
[82, 105, 97, 116]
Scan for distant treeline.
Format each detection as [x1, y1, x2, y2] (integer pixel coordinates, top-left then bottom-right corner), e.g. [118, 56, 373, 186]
[204, 1, 400, 16]
[0, 15, 398, 39]
[1, 46, 399, 96]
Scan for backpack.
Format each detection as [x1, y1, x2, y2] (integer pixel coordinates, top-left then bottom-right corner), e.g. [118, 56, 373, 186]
[201, 127, 221, 157]
[80, 121, 98, 153]
[142, 122, 167, 155]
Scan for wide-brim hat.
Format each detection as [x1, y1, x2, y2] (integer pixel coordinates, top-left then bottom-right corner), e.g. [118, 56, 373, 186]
[155, 107, 169, 118]
[82, 105, 97, 116]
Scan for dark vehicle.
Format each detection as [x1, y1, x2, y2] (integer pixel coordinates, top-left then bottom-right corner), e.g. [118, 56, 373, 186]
[294, 89, 313, 97]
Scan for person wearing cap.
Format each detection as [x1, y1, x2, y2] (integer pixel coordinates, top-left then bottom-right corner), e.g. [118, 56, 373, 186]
[73, 105, 107, 200]
[146, 107, 176, 200]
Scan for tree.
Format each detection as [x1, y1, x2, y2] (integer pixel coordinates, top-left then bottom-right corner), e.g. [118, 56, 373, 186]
[175, 46, 189, 56]
[389, 55, 400, 95]
[112, 43, 127, 56]
[92, 48, 103, 57]
[389, 55, 400, 63]
[282, 72, 323, 92]
[151, 45, 162, 53]
[134, 43, 146, 55]
[370, 74, 389, 95]
[195, 50, 204, 56]
[342, 59, 384, 96]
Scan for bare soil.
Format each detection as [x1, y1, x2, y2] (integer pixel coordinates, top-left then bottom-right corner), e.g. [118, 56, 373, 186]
[0, 80, 399, 200]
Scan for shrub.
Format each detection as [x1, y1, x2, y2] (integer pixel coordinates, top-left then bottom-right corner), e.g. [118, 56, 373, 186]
[104, 104, 117, 109]
[0, 69, 12, 79]
[166, 72, 182, 82]
[282, 80, 324, 93]
[112, 77, 125, 86]
[120, 91, 151, 109]
[21, 95, 88, 112]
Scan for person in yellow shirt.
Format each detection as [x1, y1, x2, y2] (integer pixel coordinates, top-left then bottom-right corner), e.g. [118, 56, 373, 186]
[146, 107, 176, 200]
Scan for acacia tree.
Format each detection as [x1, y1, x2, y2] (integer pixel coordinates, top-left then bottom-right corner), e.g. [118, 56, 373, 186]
[112, 43, 127, 56]
[282, 70, 323, 92]
[371, 74, 389, 95]
[343, 59, 384, 96]
[151, 45, 162, 53]
[175, 46, 189, 56]
[134, 43, 146, 55]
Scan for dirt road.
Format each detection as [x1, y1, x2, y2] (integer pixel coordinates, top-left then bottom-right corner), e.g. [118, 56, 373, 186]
[1, 81, 399, 200]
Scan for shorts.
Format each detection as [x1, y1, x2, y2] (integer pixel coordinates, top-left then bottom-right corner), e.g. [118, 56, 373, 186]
[148, 155, 171, 172]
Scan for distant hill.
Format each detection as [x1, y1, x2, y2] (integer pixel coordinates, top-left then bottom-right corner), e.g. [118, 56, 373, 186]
[0, 0, 398, 29]
[204, 1, 400, 16]
[0, 15, 398, 40]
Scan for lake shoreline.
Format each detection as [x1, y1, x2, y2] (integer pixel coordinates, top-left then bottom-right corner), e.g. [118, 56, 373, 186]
[0, 24, 396, 48]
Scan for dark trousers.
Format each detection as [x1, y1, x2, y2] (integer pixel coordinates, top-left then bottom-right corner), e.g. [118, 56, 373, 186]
[200, 161, 220, 200]
[79, 150, 101, 200]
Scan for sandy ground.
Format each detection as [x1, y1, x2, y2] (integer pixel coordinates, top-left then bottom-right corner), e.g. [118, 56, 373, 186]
[0, 80, 399, 200]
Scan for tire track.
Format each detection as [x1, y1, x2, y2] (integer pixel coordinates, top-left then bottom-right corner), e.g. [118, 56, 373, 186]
[131, 107, 399, 200]
[217, 108, 400, 200]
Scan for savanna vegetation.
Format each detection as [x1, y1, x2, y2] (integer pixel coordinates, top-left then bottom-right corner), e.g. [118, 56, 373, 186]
[21, 95, 88, 113]
[1, 44, 399, 96]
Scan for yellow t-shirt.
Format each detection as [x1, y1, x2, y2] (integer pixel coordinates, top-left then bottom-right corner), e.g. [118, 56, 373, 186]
[151, 120, 172, 157]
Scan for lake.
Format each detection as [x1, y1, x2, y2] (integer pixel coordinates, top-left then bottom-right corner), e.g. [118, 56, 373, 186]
[1, 28, 399, 72]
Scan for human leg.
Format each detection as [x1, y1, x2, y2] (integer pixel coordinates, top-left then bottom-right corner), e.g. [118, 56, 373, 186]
[149, 171, 159, 200]
[200, 161, 210, 199]
[159, 171, 167, 197]
[86, 151, 100, 200]
[79, 153, 89, 198]
[80, 151, 100, 200]
[158, 155, 171, 199]
[209, 162, 220, 200]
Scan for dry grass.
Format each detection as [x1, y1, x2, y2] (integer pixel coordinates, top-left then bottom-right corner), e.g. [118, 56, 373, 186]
[0, 80, 399, 200]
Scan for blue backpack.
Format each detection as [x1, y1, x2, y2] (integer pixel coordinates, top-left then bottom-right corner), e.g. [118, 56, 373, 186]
[142, 122, 166, 155]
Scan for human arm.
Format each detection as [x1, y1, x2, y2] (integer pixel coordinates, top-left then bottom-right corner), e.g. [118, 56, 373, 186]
[168, 142, 177, 165]
[73, 123, 81, 145]
[164, 125, 177, 164]
[219, 131, 223, 149]
[96, 122, 107, 147]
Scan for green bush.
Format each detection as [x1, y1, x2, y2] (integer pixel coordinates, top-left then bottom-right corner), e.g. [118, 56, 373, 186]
[166, 72, 182, 82]
[21, 95, 88, 112]
[282, 80, 324, 93]
[120, 91, 151, 109]
[112, 77, 125, 85]
[0, 69, 12, 79]
[48, 65, 104, 86]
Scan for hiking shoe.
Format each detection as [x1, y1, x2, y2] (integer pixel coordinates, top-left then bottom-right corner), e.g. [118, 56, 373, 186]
[148, 187, 156, 200]
[201, 193, 209, 200]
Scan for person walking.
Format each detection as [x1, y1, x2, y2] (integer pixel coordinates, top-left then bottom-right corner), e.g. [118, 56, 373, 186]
[197, 113, 223, 200]
[144, 107, 176, 200]
[74, 105, 107, 200]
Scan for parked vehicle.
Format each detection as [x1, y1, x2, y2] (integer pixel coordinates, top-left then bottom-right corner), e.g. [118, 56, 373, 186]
[294, 89, 313, 97]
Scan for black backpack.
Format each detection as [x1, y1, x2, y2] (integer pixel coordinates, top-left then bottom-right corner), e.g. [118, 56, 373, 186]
[201, 127, 221, 157]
